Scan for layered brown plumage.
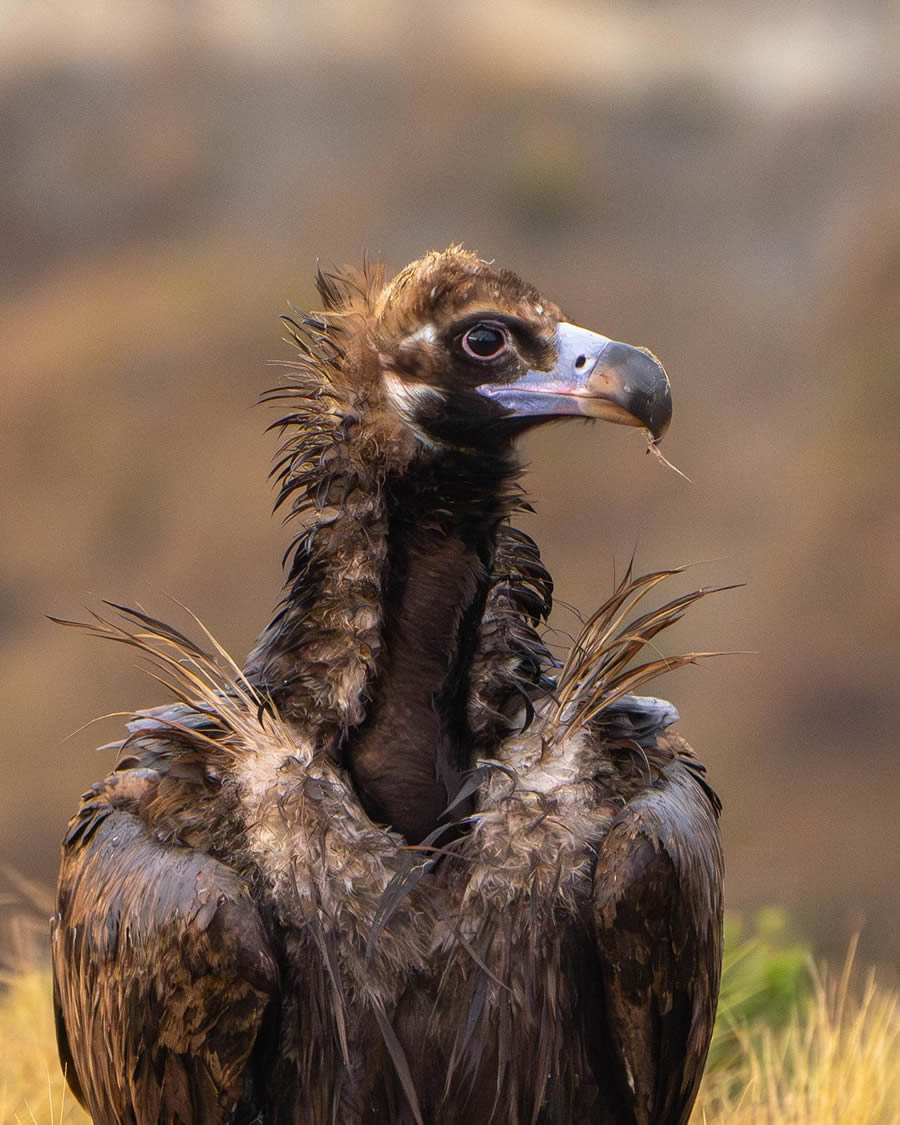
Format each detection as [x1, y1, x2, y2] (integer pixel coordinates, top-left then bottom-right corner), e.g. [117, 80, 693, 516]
[52, 246, 723, 1125]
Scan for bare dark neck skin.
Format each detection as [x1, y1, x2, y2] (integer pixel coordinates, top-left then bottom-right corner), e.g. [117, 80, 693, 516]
[347, 505, 495, 844]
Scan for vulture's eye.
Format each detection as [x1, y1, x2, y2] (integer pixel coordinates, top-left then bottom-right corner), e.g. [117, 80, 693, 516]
[461, 324, 509, 361]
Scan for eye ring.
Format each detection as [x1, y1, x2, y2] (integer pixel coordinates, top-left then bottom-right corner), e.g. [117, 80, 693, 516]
[461, 323, 509, 361]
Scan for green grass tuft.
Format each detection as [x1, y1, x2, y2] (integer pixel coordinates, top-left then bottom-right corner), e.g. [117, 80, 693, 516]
[707, 907, 811, 1073]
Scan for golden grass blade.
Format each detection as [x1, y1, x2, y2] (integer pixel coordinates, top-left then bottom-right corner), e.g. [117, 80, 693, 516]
[646, 434, 694, 482]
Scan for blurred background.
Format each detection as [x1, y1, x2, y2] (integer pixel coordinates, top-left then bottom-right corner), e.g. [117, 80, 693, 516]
[1, 0, 897, 965]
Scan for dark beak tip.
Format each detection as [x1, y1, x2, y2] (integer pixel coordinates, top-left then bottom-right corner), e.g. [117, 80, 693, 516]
[624, 346, 672, 441]
[650, 386, 673, 442]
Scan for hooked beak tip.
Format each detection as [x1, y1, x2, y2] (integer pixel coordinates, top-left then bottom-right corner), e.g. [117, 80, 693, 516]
[583, 341, 672, 440]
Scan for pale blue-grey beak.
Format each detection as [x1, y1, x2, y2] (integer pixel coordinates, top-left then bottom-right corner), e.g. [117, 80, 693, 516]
[477, 323, 672, 442]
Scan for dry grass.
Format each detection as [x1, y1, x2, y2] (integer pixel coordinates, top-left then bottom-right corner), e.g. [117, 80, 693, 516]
[695, 938, 899, 1124]
[0, 946, 895, 1124]
[0, 968, 88, 1124]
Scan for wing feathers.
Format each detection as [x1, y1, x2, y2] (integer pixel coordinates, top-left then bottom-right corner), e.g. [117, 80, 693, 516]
[52, 792, 277, 1125]
[591, 763, 723, 1125]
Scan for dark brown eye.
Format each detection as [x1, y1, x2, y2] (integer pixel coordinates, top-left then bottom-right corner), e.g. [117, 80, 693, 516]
[461, 324, 509, 360]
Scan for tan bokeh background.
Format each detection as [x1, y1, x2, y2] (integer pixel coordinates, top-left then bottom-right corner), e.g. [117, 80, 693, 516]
[1, 1, 897, 962]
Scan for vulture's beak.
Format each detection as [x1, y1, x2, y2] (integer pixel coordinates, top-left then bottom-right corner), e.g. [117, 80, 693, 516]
[478, 323, 672, 442]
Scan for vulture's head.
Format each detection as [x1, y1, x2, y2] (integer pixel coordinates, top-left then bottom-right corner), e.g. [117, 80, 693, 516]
[368, 247, 671, 452]
[272, 246, 672, 497]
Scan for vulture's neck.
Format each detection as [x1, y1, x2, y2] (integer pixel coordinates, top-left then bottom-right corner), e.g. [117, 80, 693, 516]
[247, 441, 520, 843]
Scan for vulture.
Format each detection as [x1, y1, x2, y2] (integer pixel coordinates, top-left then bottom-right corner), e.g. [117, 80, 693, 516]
[51, 247, 723, 1125]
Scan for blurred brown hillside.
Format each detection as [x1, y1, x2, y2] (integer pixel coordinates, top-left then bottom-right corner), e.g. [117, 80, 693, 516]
[1, 1, 897, 961]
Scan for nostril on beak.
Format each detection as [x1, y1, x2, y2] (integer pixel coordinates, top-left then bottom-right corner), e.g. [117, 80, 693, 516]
[574, 355, 586, 369]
